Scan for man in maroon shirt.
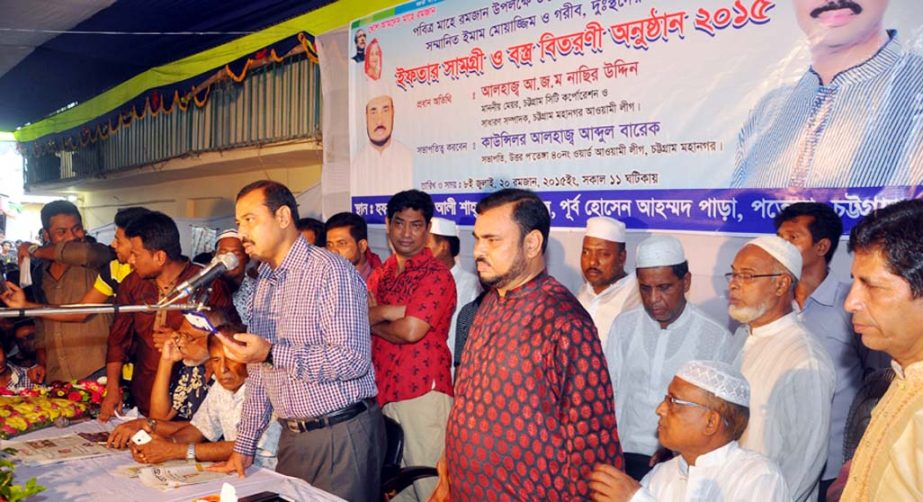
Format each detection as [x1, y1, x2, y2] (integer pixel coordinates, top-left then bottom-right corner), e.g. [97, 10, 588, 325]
[367, 189, 456, 502]
[435, 188, 623, 501]
[101, 212, 234, 420]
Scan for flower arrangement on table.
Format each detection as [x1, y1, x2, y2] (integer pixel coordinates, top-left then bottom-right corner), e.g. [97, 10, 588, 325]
[0, 380, 106, 440]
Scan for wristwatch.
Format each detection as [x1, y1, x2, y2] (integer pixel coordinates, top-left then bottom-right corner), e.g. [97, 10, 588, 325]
[186, 443, 196, 461]
[27, 244, 39, 257]
[146, 418, 157, 432]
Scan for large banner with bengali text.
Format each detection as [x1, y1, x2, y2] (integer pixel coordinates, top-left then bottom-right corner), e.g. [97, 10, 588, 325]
[348, 0, 923, 234]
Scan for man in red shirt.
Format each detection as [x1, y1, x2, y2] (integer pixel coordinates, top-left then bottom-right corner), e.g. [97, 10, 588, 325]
[435, 188, 623, 501]
[102, 212, 234, 419]
[367, 189, 456, 502]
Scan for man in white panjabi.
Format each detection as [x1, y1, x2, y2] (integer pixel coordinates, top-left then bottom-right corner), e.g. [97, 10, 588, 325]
[589, 360, 792, 502]
[576, 216, 640, 345]
[426, 217, 482, 378]
[604, 235, 745, 481]
[728, 235, 835, 502]
[351, 82, 413, 197]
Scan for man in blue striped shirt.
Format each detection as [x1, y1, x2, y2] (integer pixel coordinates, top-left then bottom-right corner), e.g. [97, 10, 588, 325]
[733, 1, 923, 189]
[209, 180, 384, 502]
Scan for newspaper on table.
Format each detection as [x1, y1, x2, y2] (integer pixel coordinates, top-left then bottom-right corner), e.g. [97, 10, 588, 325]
[137, 461, 227, 491]
[1, 433, 115, 466]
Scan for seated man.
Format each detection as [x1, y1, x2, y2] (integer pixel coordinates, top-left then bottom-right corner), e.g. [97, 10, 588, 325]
[589, 360, 791, 501]
[7, 319, 41, 381]
[110, 329, 281, 468]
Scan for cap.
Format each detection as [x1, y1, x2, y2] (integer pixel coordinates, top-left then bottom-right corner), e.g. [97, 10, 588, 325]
[636, 235, 685, 268]
[216, 229, 239, 241]
[430, 217, 458, 238]
[585, 216, 626, 243]
[675, 360, 750, 408]
[745, 235, 802, 280]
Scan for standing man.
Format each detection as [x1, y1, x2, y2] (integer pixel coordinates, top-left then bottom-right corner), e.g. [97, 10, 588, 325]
[841, 199, 923, 500]
[775, 201, 884, 497]
[27, 200, 110, 382]
[209, 180, 383, 502]
[102, 211, 234, 420]
[325, 211, 382, 282]
[426, 216, 481, 377]
[605, 235, 745, 480]
[728, 235, 835, 502]
[368, 190, 456, 501]
[439, 189, 623, 500]
[577, 216, 640, 345]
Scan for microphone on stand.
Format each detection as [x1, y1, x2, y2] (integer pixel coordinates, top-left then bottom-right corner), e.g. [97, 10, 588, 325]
[158, 252, 239, 306]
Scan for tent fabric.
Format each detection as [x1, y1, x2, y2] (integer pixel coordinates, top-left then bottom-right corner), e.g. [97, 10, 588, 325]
[3, 0, 399, 139]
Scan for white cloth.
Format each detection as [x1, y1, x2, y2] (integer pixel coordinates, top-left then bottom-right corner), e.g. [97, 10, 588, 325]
[448, 263, 481, 379]
[733, 312, 835, 502]
[577, 272, 640, 345]
[630, 441, 792, 502]
[605, 303, 745, 455]
[351, 140, 413, 196]
[190, 382, 281, 469]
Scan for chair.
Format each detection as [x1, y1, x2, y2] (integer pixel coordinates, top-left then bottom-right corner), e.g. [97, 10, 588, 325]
[381, 416, 439, 501]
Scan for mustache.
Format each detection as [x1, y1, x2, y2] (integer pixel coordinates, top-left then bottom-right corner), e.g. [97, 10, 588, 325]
[811, 0, 862, 18]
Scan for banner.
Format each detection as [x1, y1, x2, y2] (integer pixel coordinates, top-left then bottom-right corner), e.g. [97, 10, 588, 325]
[348, 0, 923, 233]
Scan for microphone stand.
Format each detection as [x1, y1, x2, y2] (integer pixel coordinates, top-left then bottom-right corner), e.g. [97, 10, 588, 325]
[0, 303, 209, 318]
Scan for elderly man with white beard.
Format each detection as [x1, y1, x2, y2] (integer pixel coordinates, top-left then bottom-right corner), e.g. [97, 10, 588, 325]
[727, 236, 835, 502]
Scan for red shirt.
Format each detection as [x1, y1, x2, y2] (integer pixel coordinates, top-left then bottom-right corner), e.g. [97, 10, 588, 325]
[446, 273, 623, 500]
[367, 247, 456, 406]
[107, 261, 234, 416]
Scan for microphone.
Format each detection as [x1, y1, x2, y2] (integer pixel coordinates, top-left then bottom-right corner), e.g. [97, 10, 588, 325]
[160, 252, 239, 304]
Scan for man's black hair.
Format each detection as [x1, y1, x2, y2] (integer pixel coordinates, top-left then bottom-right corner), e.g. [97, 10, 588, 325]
[475, 189, 550, 254]
[296, 218, 327, 247]
[386, 190, 435, 222]
[114, 207, 153, 230]
[325, 212, 369, 243]
[431, 233, 461, 258]
[124, 211, 183, 261]
[774, 202, 843, 264]
[848, 199, 923, 298]
[236, 180, 300, 222]
[40, 200, 82, 230]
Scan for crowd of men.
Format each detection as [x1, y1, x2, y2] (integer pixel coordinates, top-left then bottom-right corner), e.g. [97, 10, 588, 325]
[0, 182, 921, 502]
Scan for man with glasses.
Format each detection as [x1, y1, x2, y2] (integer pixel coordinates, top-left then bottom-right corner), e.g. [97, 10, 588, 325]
[589, 360, 791, 501]
[728, 235, 835, 502]
[604, 235, 744, 480]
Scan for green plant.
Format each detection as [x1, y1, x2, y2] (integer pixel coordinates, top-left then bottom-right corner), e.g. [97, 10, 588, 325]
[0, 448, 44, 502]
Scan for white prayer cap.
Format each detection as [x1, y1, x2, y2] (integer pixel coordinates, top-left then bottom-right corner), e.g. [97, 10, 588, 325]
[676, 360, 750, 408]
[745, 235, 802, 280]
[585, 216, 626, 243]
[636, 235, 685, 268]
[216, 229, 239, 241]
[430, 217, 458, 237]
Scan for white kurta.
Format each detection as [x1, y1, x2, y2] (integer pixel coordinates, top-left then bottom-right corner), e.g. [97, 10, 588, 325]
[448, 263, 482, 378]
[576, 272, 640, 345]
[734, 312, 835, 502]
[350, 139, 413, 196]
[605, 303, 746, 455]
[630, 441, 793, 502]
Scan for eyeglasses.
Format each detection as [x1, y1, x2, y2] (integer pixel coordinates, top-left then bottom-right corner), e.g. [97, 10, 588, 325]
[723, 272, 783, 284]
[663, 394, 712, 411]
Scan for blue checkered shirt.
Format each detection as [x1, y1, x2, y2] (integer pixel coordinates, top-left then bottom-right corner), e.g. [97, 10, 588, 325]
[733, 31, 923, 188]
[234, 237, 377, 456]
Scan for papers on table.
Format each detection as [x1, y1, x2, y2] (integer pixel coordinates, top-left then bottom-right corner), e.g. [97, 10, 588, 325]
[2, 433, 116, 466]
[136, 461, 227, 491]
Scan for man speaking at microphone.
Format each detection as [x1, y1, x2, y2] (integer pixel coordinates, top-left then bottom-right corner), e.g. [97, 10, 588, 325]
[103, 211, 235, 419]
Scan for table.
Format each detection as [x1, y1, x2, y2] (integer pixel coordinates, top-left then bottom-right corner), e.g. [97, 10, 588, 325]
[5, 420, 345, 502]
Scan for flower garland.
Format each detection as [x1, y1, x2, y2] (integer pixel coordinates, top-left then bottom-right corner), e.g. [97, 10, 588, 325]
[0, 380, 106, 440]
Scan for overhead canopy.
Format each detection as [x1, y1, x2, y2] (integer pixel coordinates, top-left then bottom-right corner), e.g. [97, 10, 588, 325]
[0, 0, 398, 137]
